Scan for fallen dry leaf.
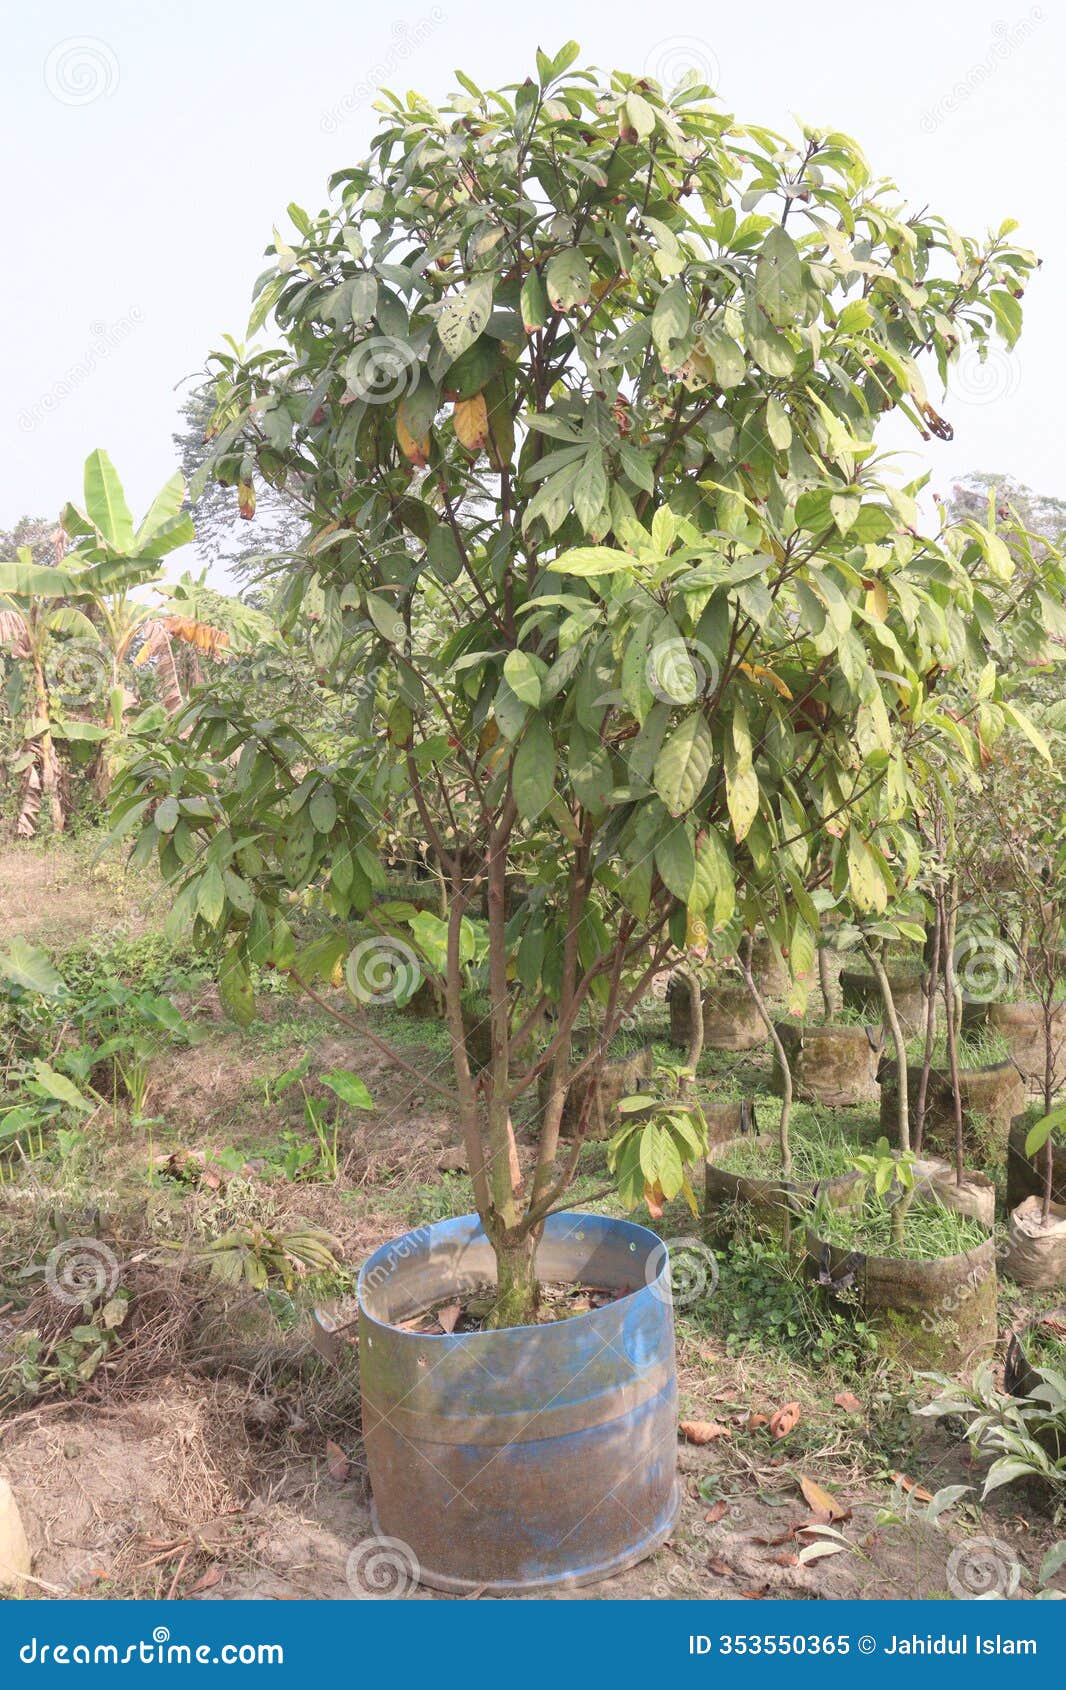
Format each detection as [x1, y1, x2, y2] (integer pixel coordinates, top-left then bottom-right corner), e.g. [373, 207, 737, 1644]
[833, 1390, 862, 1414]
[325, 1440, 350, 1482]
[891, 1471, 934, 1503]
[186, 1567, 222, 1595]
[704, 1500, 728, 1524]
[770, 1401, 801, 1440]
[799, 1475, 850, 1523]
[708, 1558, 732, 1577]
[681, 1419, 733, 1446]
[771, 1551, 799, 1567]
[680, 1420, 732, 1445]
[746, 1412, 770, 1432]
[742, 1585, 770, 1599]
[436, 1302, 461, 1335]
[753, 1526, 796, 1548]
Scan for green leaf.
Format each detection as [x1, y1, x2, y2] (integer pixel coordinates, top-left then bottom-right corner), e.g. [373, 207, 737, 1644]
[503, 649, 543, 708]
[846, 830, 888, 914]
[652, 281, 691, 371]
[83, 449, 135, 552]
[655, 819, 695, 900]
[135, 471, 186, 547]
[219, 942, 256, 1027]
[309, 784, 338, 834]
[0, 936, 66, 996]
[365, 592, 405, 643]
[196, 863, 226, 926]
[320, 1070, 374, 1110]
[520, 270, 549, 334]
[33, 1061, 93, 1113]
[547, 547, 635, 578]
[1026, 1107, 1066, 1160]
[513, 715, 555, 819]
[654, 712, 713, 815]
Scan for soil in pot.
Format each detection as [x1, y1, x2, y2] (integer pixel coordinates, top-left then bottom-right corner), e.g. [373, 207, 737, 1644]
[878, 1058, 1024, 1160]
[773, 1021, 882, 1107]
[704, 1095, 759, 1147]
[1003, 1195, 1066, 1289]
[1007, 1109, 1066, 1212]
[910, 1156, 997, 1228]
[357, 1211, 679, 1593]
[840, 961, 928, 1038]
[963, 999, 1066, 1095]
[668, 974, 765, 1052]
[806, 1198, 996, 1369]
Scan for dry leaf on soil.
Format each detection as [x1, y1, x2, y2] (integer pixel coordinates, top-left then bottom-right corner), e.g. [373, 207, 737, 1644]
[325, 1440, 350, 1482]
[891, 1471, 934, 1503]
[769, 1402, 801, 1439]
[833, 1390, 862, 1414]
[799, 1475, 850, 1523]
[680, 1420, 732, 1445]
[704, 1500, 728, 1524]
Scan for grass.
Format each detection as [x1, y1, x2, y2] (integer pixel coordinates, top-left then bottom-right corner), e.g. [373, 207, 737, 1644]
[712, 1105, 870, 1183]
[813, 1193, 989, 1261]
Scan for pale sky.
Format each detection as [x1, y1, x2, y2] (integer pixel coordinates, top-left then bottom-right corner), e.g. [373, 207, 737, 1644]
[3, 0, 1063, 582]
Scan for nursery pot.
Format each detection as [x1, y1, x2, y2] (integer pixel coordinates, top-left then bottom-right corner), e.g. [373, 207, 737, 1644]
[357, 1211, 680, 1593]
[1007, 1111, 1066, 1212]
[1003, 1195, 1066, 1290]
[840, 963, 927, 1038]
[543, 1046, 654, 1141]
[806, 1226, 997, 1370]
[878, 1060, 1024, 1158]
[963, 999, 1066, 1095]
[773, 1021, 882, 1107]
[703, 1134, 831, 1241]
[668, 975, 766, 1052]
[750, 935, 789, 1001]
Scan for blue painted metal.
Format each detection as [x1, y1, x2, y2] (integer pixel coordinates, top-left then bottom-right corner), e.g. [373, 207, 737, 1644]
[357, 1210, 680, 1592]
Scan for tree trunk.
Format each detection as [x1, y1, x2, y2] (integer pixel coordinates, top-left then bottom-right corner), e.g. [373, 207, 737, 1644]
[818, 943, 835, 1018]
[680, 963, 704, 1096]
[940, 893, 966, 1186]
[864, 941, 909, 1153]
[740, 937, 793, 1179]
[485, 1225, 539, 1330]
[914, 901, 942, 1155]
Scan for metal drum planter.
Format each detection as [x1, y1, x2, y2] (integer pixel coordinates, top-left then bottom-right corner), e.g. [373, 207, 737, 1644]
[357, 1211, 680, 1593]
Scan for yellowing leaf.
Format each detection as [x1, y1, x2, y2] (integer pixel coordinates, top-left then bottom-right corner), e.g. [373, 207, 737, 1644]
[397, 416, 430, 466]
[864, 580, 889, 621]
[738, 661, 793, 700]
[453, 393, 489, 452]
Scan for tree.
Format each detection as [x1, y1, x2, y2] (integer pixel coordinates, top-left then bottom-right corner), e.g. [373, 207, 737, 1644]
[118, 48, 1049, 1324]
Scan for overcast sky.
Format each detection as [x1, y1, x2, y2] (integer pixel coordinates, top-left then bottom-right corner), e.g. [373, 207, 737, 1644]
[4, 0, 1062, 582]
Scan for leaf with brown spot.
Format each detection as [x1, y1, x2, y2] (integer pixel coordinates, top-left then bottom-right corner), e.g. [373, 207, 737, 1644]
[769, 1401, 800, 1439]
[704, 1500, 728, 1524]
[799, 1475, 849, 1523]
[834, 1390, 862, 1414]
[325, 1440, 350, 1482]
[453, 394, 489, 452]
[680, 1419, 732, 1445]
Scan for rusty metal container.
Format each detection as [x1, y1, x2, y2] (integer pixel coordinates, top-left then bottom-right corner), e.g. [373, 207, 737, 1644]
[357, 1211, 680, 1593]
